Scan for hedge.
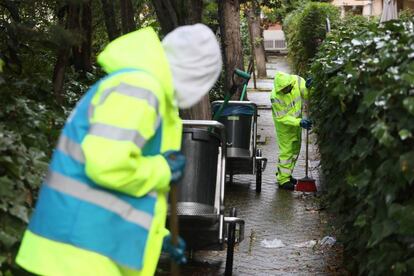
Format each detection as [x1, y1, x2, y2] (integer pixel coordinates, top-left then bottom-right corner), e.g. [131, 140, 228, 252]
[283, 2, 339, 75]
[310, 17, 414, 275]
[0, 44, 100, 273]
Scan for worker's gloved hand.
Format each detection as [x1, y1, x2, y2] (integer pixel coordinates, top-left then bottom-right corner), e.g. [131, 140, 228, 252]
[305, 77, 313, 88]
[300, 119, 313, 130]
[162, 150, 186, 182]
[162, 234, 187, 265]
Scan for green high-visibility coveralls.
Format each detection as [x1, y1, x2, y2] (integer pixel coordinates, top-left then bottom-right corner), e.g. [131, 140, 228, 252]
[270, 71, 308, 185]
[16, 27, 182, 276]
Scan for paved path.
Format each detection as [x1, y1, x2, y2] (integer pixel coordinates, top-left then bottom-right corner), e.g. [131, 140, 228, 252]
[157, 56, 343, 275]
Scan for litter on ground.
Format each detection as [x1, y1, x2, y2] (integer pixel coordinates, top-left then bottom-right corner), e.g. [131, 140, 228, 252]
[260, 239, 286, 248]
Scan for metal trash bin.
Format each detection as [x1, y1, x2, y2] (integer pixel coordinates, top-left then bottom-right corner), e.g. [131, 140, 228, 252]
[176, 128, 220, 216]
[211, 101, 267, 193]
[211, 102, 256, 159]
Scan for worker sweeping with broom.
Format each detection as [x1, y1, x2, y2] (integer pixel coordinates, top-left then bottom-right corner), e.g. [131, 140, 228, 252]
[270, 71, 312, 191]
[15, 24, 222, 276]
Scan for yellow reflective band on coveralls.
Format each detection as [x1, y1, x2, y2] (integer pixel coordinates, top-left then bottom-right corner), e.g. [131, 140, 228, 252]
[16, 27, 182, 276]
[270, 71, 308, 185]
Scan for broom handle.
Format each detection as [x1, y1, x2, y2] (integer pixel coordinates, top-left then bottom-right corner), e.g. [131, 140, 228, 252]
[169, 185, 180, 276]
[305, 95, 310, 178]
[305, 128, 309, 178]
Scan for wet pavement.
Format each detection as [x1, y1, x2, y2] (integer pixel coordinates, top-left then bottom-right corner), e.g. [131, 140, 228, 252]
[157, 56, 344, 275]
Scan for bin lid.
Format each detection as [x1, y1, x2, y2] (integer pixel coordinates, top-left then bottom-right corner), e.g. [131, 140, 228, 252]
[211, 102, 255, 116]
[183, 127, 221, 142]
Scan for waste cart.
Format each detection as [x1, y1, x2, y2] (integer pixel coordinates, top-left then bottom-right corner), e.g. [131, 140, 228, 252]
[170, 120, 245, 275]
[211, 101, 267, 192]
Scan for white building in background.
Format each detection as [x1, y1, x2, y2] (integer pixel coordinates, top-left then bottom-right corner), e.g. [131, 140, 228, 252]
[262, 0, 413, 53]
[331, 0, 414, 17]
[263, 24, 287, 53]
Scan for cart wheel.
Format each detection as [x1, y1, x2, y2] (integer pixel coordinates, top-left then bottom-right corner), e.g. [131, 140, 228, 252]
[256, 149, 262, 193]
[225, 208, 237, 276]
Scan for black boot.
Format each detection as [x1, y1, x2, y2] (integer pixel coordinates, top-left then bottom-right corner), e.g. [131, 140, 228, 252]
[278, 181, 295, 191]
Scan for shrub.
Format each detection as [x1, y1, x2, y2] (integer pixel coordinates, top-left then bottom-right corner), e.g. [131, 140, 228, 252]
[0, 64, 100, 274]
[310, 17, 414, 275]
[0, 32, 100, 272]
[283, 2, 340, 75]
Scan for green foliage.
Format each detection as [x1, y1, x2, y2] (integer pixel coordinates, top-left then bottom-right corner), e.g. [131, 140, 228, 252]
[203, 1, 220, 33]
[0, 55, 99, 275]
[310, 17, 414, 275]
[399, 9, 414, 21]
[240, 12, 252, 59]
[0, 1, 102, 274]
[263, 0, 308, 23]
[283, 2, 339, 75]
[209, 70, 226, 102]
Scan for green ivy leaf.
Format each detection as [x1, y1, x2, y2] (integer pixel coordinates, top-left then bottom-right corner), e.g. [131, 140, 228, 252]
[368, 220, 397, 247]
[0, 230, 18, 250]
[372, 122, 396, 147]
[403, 97, 414, 115]
[0, 254, 7, 267]
[9, 204, 29, 223]
[354, 214, 367, 227]
[398, 129, 412, 140]
[362, 89, 378, 107]
[0, 177, 14, 197]
[389, 203, 414, 235]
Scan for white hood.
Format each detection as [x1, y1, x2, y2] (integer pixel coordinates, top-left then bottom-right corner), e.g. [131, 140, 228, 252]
[162, 24, 222, 109]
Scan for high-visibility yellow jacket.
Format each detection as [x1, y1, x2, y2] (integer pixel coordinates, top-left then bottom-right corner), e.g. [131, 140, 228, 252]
[16, 27, 182, 276]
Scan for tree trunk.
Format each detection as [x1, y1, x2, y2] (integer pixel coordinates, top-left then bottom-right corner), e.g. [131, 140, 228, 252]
[152, 0, 178, 35]
[152, 0, 211, 120]
[247, 2, 267, 78]
[81, 0, 92, 72]
[52, 3, 83, 101]
[151, 0, 203, 35]
[120, 0, 136, 34]
[219, 0, 244, 100]
[1, 0, 21, 22]
[178, 0, 209, 120]
[53, 5, 69, 103]
[100, 0, 120, 40]
[53, 50, 69, 104]
[178, 0, 203, 25]
[1, 0, 22, 72]
[179, 96, 212, 121]
[151, 0, 178, 35]
[70, 4, 82, 72]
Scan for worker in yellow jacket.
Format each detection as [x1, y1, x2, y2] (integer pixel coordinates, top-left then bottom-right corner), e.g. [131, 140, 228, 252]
[16, 24, 222, 275]
[270, 71, 311, 190]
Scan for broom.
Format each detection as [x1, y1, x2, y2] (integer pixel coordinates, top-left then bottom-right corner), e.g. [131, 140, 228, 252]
[296, 96, 317, 192]
[295, 128, 317, 192]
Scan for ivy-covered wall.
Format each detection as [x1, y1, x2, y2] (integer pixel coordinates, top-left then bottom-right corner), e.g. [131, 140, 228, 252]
[310, 16, 414, 275]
